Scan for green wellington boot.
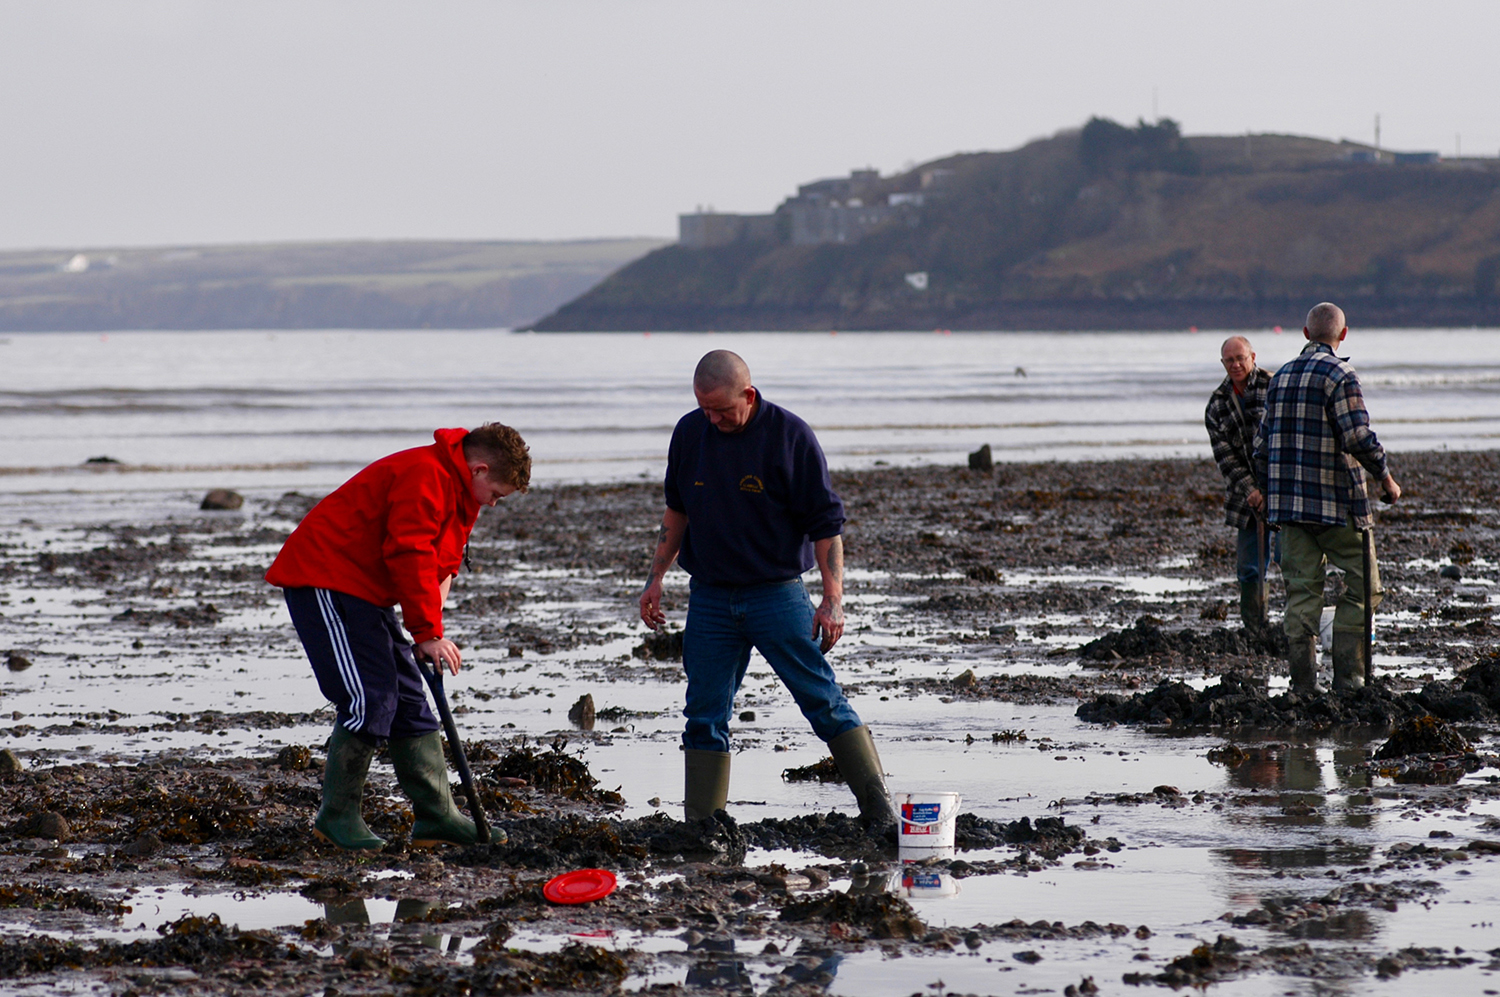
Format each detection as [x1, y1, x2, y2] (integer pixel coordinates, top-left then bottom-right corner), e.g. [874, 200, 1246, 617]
[1331, 631, 1368, 692]
[389, 732, 478, 847]
[314, 726, 387, 851]
[828, 725, 898, 831]
[1288, 636, 1320, 695]
[683, 749, 731, 822]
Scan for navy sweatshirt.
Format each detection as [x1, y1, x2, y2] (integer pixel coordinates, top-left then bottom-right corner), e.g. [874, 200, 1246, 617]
[664, 393, 845, 586]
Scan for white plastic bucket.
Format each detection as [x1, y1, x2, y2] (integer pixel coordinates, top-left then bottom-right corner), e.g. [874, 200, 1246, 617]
[891, 791, 962, 850]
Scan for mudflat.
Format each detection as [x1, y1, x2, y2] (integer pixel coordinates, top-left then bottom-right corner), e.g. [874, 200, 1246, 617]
[2, 451, 1498, 995]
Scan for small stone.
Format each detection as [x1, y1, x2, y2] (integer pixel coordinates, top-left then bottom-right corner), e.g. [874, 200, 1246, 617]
[968, 444, 994, 472]
[1152, 785, 1181, 797]
[1135, 925, 1152, 939]
[30, 811, 70, 841]
[1013, 950, 1042, 964]
[199, 489, 244, 511]
[0, 749, 22, 774]
[6, 652, 33, 672]
[1440, 564, 1462, 580]
[568, 694, 596, 729]
[276, 745, 312, 771]
[952, 668, 977, 689]
[739, 710, 756, 722]
[1376, 955, 1404, 978]
[120, 831, 164, 857]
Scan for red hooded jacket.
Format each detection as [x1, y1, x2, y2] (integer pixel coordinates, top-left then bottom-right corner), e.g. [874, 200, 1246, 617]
[265, 429, 479, 643]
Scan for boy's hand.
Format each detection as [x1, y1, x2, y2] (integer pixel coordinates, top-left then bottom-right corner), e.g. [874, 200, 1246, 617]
[416, 637, 462, 675]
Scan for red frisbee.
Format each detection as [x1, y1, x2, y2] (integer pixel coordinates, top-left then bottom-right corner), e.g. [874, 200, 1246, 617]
[543, 868, 617, 905]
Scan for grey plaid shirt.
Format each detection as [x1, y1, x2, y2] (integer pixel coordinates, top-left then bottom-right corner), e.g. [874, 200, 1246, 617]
[1253, 341, 1389, 530]
[1206, 368, 1271, 530]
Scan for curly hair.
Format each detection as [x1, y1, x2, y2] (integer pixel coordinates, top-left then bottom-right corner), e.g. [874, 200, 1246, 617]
[462, 423, 531, 492]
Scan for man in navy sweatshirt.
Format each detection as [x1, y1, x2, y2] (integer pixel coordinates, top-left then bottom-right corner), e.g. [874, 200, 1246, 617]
[639, 350, 896, 831]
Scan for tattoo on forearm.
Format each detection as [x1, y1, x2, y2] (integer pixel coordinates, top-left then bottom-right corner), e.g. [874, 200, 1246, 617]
[828, 537, 843, 580]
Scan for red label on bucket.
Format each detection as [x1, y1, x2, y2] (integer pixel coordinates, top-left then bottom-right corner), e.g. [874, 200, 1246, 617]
[903, 871, 942, 890]
[901, 801, 943, 833]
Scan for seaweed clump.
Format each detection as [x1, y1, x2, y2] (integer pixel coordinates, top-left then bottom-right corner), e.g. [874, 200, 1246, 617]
[1375, 715, 1472, 760]
[490, 744, 622, 805]
[781, 757, 842, 782]
[780, 891, 925, 940]
[397, 942, 628, 995]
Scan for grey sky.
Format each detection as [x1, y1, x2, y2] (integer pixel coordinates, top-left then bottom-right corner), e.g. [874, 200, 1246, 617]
[4, 1, 1497, 250]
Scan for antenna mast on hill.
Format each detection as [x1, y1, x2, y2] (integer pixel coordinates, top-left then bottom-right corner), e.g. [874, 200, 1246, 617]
[1374, 114, 1381, 152]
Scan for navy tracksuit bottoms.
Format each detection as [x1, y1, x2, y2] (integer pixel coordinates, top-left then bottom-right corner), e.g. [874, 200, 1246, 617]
[283, 587, 438, 743]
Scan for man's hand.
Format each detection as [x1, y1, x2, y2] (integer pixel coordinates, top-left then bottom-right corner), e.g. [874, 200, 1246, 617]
[813, 597, 844, 653]
[639, 579, 666, 631]
[1379, 474, 1401, 504]
[639, 509, 687, 632]
[812, 534, 845, 653]
[1246, 487, 1265, 512]
[416, 637, 462, 676]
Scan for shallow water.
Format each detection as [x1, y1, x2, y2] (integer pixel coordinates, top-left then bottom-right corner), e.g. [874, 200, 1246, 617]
[3, 328, 1499, 516]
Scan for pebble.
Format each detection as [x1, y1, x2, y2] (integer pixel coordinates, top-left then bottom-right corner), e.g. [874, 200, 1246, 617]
[0, 748, 22, 774]
[5, 651, 33, 672]
[199, 489, 244, 511]
[29, 811, 70, 841]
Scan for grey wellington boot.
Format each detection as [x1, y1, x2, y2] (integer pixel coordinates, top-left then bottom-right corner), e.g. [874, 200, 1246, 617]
[828, 725, 898, 832]
[1288, 636, 1320, 695]
[389, 732, 478, 847]
[1331, 631, 1368, 692]
[683, 749, 731, 822]
[1239, 583, 1268, 635]
[314, 726, 386, 851]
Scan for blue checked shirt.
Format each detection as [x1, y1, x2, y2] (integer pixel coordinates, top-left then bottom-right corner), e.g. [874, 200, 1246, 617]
[1205, 367, 1271, 530]
[1253, 341, 1389, 530]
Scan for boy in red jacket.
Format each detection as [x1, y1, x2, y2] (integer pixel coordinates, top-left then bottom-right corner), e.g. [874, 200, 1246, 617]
[266, 423, 530, 850]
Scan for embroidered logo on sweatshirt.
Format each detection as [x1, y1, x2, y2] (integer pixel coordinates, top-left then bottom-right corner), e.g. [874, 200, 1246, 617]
[739, 475, 764, 494]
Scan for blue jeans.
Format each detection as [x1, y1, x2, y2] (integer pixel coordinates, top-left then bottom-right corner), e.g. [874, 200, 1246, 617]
[682, 578, 863, 753]
[1235, 525, 1278, 586]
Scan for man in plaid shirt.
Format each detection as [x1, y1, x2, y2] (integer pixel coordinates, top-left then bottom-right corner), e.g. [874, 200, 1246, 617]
[1253, 302, 1401, 694]
[1205, 335, 1274, 633]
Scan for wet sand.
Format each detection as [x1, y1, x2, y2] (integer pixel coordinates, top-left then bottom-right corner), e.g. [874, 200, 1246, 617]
[2, 451, 1499, 995]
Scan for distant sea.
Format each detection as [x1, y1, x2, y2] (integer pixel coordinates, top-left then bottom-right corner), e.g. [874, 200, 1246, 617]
[1, 328, 1497, 524]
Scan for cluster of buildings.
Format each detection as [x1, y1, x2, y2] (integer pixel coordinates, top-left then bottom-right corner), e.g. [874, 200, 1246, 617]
[678, 167, 953, 249]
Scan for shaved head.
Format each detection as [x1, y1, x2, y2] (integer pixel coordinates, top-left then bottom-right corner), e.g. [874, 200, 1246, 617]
[694, 350, 751, 393]
[1305, 302, 1346, 344]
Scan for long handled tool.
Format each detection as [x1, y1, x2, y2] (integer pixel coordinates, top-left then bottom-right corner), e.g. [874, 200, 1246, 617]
[418, 658, 492, 845]
[1361, 528, 1375, 686]
[1256, 514, 1270, 692]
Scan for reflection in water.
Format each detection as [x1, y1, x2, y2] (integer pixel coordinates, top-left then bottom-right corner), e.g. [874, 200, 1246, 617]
[889, 868, 962, 900]
[322, 897, 464, 953]
[684, 935, 750, 989]
[1220, 740, 1378, 832]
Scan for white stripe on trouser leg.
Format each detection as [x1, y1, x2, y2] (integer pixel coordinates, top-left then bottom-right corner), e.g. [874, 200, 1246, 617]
[315, 588, 366, 731]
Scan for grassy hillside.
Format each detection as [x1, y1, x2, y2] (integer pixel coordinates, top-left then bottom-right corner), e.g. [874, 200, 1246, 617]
[0, 238, 665, 331]
[533, 127, 1500, 331]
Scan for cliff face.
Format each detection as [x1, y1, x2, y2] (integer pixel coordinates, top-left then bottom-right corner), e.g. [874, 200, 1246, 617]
[532, 130, 1500, 331]
[0, 239, 665, 332]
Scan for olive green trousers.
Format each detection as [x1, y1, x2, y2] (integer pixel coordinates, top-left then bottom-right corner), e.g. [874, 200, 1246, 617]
[1279, 521, 1382, 642]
